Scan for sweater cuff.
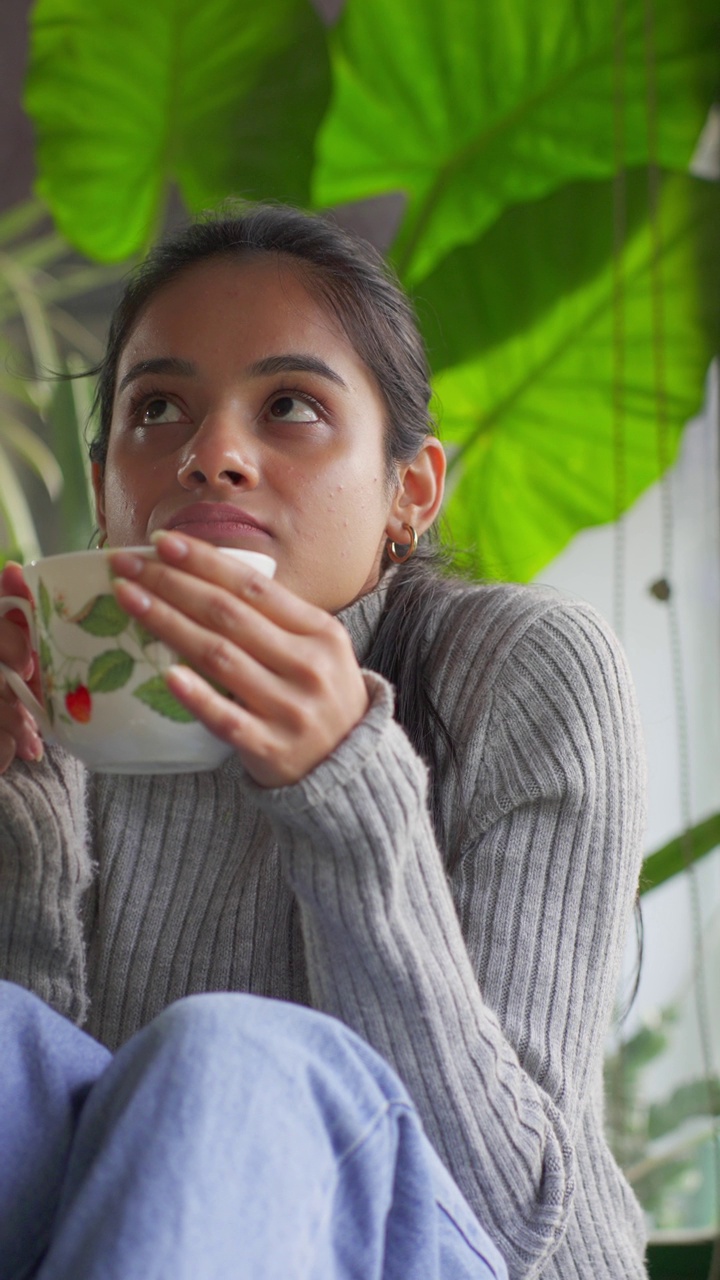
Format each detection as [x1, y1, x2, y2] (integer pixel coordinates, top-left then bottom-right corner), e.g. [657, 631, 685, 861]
[240, 669, 426, 830]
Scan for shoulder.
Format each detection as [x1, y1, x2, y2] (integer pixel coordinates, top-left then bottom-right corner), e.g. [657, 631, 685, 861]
[420, 575, 625, 675]
[419, 577, 640, 739]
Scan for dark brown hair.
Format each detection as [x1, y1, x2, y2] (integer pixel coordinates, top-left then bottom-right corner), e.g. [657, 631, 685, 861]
[89, 202, 436, 483]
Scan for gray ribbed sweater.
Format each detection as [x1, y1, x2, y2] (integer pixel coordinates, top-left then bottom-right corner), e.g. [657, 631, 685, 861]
[0, 575, 648, 1279]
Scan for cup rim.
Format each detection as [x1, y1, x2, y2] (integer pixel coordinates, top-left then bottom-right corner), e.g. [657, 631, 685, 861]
[28, 545, 276, 573]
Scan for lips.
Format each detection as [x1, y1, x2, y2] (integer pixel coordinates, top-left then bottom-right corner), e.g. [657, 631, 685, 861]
[164, 503, 271, 541]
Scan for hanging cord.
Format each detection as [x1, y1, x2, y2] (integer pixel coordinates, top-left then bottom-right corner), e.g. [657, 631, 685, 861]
[612, 0, 627, 645]
[641, 0, 720, 1258]
[610, 0, 639, 1037]
[709, 359, 720, 1280]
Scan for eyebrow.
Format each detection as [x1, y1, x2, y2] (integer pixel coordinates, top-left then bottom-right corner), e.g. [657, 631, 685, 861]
[246, 354, 348, 389]
[118, 357, 196, 395]
[117, 352, 349, 395]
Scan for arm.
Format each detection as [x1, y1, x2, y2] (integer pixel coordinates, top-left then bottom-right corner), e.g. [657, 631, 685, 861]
[246, 596, 646, 1277]
[0, 750, 92, 1024]
[0, 561, 93, 1022]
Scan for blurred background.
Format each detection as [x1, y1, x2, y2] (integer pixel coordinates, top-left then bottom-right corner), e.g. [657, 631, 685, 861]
[1, 0, 718, 1272]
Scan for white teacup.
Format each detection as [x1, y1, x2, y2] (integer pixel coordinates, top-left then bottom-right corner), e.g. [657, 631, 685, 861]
[0, 546, 275, 773]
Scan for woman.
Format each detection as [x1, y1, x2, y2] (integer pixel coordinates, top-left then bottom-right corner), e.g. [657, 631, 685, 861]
[0, 204, 647, 1279]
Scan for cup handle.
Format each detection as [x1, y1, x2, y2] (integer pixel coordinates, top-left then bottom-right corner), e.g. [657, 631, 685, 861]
[0, 596, 52, 738]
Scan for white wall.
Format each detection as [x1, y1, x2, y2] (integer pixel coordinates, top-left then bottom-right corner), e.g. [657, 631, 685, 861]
[536, 362, 720, 1226]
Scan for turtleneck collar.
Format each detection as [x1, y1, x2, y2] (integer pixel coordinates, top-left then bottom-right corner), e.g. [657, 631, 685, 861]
[336, 568, 398, 666]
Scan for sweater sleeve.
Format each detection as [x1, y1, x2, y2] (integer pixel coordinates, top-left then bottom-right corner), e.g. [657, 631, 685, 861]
[243, 594, 646, 1279]
[0, 749, 92, 1024]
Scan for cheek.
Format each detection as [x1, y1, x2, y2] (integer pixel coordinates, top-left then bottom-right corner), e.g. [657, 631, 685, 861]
[100, 466, 147, 536]
[321, 472, 387, 529]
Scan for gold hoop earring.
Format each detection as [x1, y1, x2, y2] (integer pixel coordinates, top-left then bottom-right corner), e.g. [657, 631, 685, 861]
[96, 532, 107, 549]
[386, 523, 418, 565]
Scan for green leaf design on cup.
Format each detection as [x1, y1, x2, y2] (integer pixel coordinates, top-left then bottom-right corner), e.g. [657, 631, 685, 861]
[87, 649, 135, 693]
[131, 619, 156, 648]
[37, 634, 55, 724]
[39, 578, 52, 629]
[39, 634, 52, 672]
[133, 675, 196, 722]
[70, 593, 129, 637]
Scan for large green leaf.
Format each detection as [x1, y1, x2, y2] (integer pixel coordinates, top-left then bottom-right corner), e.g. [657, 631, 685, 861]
[314, 0, 720, 283]
[25, 0, 330, 262]
[431, 173, 720, 580]
[417, 173, 650, 374]
[641, 811, 720, 896]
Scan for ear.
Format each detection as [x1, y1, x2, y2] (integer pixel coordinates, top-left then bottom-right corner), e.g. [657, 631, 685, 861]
[92, 461, 107, 535]
[386, 436, 446, 542]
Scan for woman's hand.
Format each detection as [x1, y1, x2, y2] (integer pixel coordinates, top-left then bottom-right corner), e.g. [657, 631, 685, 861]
[109, 533, 370, 788]
[0, 562, 44, 772]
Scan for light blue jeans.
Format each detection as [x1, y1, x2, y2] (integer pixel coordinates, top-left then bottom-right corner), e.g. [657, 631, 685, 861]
[0, 982, 506, 1280]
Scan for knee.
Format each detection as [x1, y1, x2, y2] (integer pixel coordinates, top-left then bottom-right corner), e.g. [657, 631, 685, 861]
[126, 993, 410, 1118]
[0, 981, 109, 1090]
[0, 979, 52, 1029]
[87, 995, 418, 1178]
[141, 991, 305, 1064]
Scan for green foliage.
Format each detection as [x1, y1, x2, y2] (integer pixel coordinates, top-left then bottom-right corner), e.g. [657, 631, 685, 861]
[0, 202, 62, 558]
[431, 172, 720, 578]
[0, 200, 119, 559]
[648, 1078, 720, 1141]
[314, 0, 720, 283]
[25, 0, 330, 262]
[605, 1007, 720, 1227]
[18, 0, 720, 579]
[641, 812, 720, 895]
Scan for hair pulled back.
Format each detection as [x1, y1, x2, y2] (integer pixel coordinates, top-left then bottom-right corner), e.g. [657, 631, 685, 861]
[89, 202, 435, 480]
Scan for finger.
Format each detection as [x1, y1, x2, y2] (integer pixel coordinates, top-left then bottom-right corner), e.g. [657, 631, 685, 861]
[112, 569, 351, 712]
[163, 663, 312, 789]
[0, 703, 43, 768]
[115, 533, 326, 635]
[0, 617, 34, 681]
[0, 561, 32, 602]
[0, 682, 40, 735]
[165, 662, 259, 747]
[117, 567, 322, 681]
[0, 562, 35, 681]
[110, 550, 335, 682]
[112, 576, 293, 717]
[0, 736, 44, 772]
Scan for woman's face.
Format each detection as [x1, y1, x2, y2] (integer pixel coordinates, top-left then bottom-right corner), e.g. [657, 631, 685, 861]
[95, 255, 406, 613]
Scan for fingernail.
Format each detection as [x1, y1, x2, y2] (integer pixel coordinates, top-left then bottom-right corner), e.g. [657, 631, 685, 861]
[150, 530, 189, 560]
[113, 579, 151, 613]
[22, 735, 44, 763]
[109, 551, 145, 578]
[166, 663, 194, 690]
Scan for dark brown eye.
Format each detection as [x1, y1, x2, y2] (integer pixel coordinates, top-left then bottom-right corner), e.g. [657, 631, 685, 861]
[143, 398, 180, 424]
[269, 395, 319, 422]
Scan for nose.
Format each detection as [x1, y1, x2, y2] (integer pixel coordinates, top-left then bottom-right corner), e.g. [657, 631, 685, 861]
[177, 410, 259, 492]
